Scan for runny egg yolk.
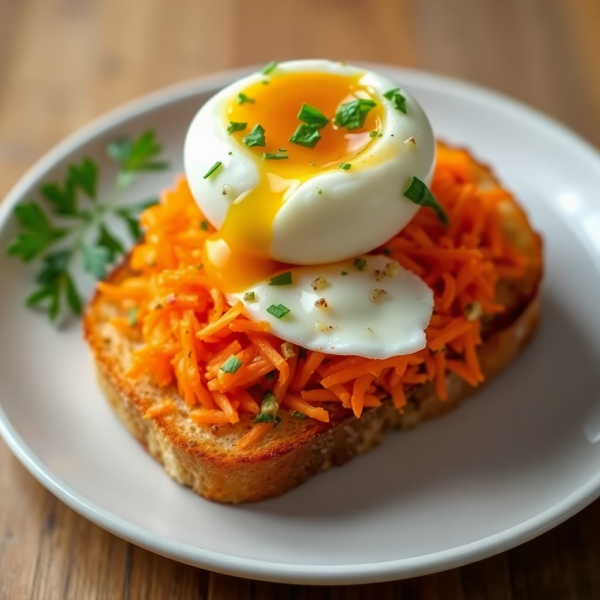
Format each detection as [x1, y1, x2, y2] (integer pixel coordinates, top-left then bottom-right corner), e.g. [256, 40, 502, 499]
[203, 71, 384, 293]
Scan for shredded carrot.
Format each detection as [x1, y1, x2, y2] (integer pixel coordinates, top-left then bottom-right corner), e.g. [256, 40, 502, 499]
[236, 422, 272, 450]
[143, 398, 176, 419]
[97, 147, 531, 448]
[282, 394, 330, 422]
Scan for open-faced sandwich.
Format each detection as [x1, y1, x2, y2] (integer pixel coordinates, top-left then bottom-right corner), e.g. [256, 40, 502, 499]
[84, 60, 542, 503]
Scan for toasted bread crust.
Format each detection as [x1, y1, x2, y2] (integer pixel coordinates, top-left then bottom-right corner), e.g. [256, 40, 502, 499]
[83, 148, 543, 503]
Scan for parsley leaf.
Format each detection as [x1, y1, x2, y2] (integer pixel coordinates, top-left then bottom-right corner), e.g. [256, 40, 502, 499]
[383, 88, 407, 114]
[297, 103, 329, 129]
[227, 121, 247, 135]
[7, 130, 169, 323]
[242, 124, 266, 148]
[289, 124, 321, 149]
[97, 224, 125, 261]
[334, 99, 376, 130]
[237, 92, 254, 105]
[221, 355, 243, 374]
[262, 152, 288, 160]
[260, 60, 278, 75]
[354, 257, 367, 271]
[403, 176, 448, 226]
[7, 204, 66, 262]
[203, 161, 222, 179]
[82, 244, 111, 279]
[339, 163, 352, 171]
[267, 304, 290, 319]
[269, 271, 292, 286]
[107, 130, 168, 174]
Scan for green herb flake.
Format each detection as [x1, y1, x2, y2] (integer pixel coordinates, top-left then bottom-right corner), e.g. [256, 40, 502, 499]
[269, 271, 293, 286]
[339, 163, 352, 171]
[263, 152, 288, 160]
[383, 88, 407, 114]
[242, 124, 266, 148]
[203, 161, 222, 179]
[290, 124, 321, 149]
[237, 92, 254, 105]
[341, 271, 348, 276]
[243, 291, 256, 302]
[200, 220, 209, 231]
[403, 176, 448, 225]
[260, 60, 278, 76]
[316, 188, 323, 195]
[220, 354, 243, 374]
[383, 247, 392, 256]
[334, 98, 377, 130]
[254, 413, 282, 425]
[128, 306, 139, 327]
[227, 121, 247, 135]
[291, 411, 307, 419]
[7, 130, 169, 323]
[267, 303, 291, 319]
[354, 258, 367, 271]
[297, 103, 329, 129]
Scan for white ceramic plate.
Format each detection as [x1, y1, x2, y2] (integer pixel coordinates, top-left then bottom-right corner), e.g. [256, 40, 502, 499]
[2, 65, 600, 585]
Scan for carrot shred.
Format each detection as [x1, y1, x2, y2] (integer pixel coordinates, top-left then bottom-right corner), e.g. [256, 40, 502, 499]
[98, 145, 531, 448]
[236, 423, 272, 450]
[282, 394, 330, 422]
[143, 398, 176, 419]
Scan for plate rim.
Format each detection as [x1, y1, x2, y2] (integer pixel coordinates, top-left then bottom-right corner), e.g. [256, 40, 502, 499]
[2, 63, 600, 585]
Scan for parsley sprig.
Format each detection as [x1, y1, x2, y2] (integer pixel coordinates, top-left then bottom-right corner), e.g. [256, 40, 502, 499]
[7, 130, 169, 322]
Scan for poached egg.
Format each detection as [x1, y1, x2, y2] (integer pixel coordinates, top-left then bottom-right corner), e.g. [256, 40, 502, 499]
[184, 60, 436, 359]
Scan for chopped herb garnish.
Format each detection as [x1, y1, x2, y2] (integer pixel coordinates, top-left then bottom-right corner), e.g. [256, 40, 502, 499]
[227, 121, 247, 135]
[316, 188, 323, 195]
[383, 88, 407, 114]
[383, 247, 392, 256]
[354, 258, 367, 271]
[334, 98, 376, 130]
[203, 161, 222, 179]
[403, 176, 448, 225]
[243, 291, 256, 302]
[369, 130, 379, 137]
[263, 152, 288, 160]
[242, 124, 266, 148]
[339, 163, 351, 171]
[7, 130, 168, 323]
[128, 306, 138, 327]
[267, 303, 290, 319]
[341, 271, 348, 276]
[291, 411, 307, 419]
[220, 354, 243, 374]
[290, 124, 321, 149]
[260, 60, 278, 75]
[255, 391, 280, 424]
[269, 271, 293, 286]
[237, 92, 254, 104]
[200, 220, 209, 231]
[254, 413, 282, 425]
[297, 103, 329, 129]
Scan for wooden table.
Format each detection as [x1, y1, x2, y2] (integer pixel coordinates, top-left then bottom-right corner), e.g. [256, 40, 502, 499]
[1, 0, 600, 597]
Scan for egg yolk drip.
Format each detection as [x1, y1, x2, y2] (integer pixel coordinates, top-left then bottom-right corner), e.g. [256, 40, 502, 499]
[203, 70, 384, 293]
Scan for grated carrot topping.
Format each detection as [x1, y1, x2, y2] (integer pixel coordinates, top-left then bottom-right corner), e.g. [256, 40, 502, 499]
[97, 148, 530, 447]
[143, 398, 176, 419]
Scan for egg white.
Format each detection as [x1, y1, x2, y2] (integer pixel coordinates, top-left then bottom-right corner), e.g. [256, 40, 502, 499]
[230, 255, 433, 359]
[184, 59, 435, 265]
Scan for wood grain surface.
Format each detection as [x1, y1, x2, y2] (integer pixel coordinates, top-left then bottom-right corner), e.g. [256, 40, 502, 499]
[1, 0, 600, 598]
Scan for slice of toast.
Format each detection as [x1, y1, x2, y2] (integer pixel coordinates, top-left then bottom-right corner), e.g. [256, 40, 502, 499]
[83, 147, 542, 504]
